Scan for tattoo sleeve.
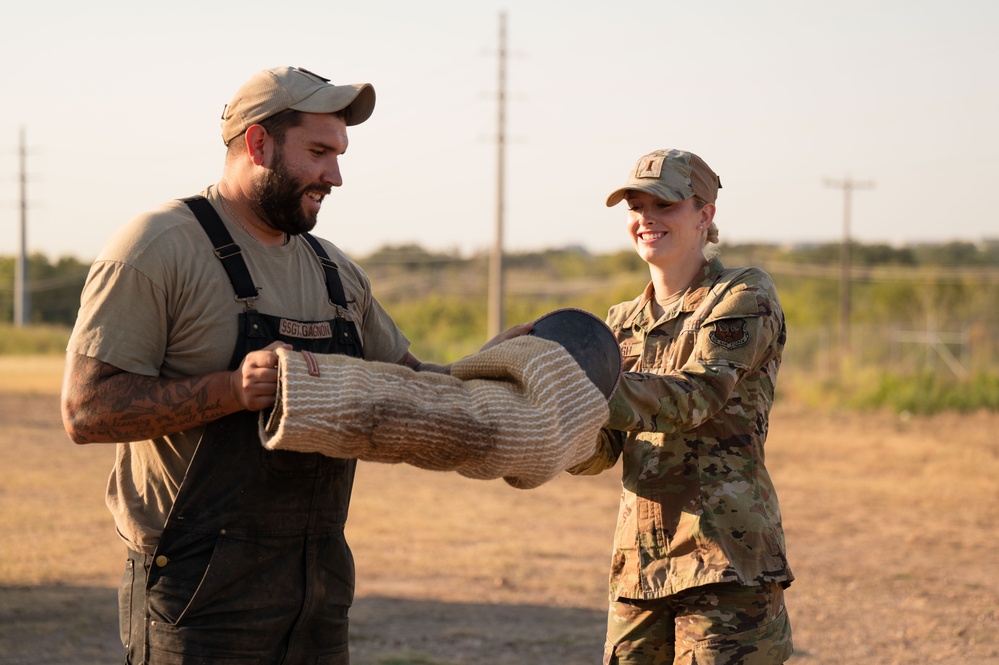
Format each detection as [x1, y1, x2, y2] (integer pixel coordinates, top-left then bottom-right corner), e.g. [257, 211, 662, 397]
[61, 353, 237, 444]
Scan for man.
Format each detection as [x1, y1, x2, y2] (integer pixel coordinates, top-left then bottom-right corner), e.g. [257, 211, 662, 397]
[61, 66, 478, 664]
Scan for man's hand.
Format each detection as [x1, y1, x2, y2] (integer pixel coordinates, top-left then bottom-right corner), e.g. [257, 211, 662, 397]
[232, 341, 292, 411]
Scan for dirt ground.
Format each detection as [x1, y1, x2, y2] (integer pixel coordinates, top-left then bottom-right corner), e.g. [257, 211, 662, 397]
[1, 359, 997, 664]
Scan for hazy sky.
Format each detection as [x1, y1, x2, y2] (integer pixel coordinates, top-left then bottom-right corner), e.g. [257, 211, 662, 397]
[2, 0, 996, 261]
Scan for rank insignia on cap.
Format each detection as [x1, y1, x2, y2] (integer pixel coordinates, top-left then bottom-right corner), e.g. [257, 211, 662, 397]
[636, 154, 665, 179]
[709, 319, 750, 350]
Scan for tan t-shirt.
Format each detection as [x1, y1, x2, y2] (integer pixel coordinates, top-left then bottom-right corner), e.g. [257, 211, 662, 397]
[67, 185, 409, 553]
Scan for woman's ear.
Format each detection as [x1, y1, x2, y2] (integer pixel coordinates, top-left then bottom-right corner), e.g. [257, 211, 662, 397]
[700, 202, 716, 227]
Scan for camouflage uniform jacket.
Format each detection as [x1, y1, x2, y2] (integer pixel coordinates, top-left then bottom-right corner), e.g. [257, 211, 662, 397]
[570, 257, 794, 600]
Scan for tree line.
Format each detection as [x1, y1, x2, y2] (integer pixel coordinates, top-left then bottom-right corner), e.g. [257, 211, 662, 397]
[3, 240, 997, 411]
[2, 240, 998, 329]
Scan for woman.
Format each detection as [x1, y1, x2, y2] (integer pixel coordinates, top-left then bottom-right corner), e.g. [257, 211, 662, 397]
[570, 149, 794, 664]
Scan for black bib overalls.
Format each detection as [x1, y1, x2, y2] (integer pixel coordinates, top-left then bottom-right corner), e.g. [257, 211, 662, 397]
[122, 197, 363, 665]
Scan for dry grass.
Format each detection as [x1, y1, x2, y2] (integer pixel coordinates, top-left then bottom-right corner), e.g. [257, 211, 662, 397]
[1, 357, 997, 664]
[0, 355, 65, 395]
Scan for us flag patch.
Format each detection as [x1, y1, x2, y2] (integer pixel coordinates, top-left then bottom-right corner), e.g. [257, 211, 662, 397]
[709, 319, 750, 349]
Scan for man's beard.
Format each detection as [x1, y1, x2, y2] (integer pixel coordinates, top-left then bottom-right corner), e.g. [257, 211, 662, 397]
[251, 150, 330, 236]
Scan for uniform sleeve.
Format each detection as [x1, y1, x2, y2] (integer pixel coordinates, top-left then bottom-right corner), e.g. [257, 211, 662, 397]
[606, 279, 784, 434]
[566, 428, 626, 475]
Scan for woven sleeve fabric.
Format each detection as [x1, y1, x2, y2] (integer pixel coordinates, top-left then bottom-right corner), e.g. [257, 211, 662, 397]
[259, 335, 609, 489]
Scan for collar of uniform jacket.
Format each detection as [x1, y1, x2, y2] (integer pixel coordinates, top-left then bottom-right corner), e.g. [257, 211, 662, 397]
[622, 257, 726, 330]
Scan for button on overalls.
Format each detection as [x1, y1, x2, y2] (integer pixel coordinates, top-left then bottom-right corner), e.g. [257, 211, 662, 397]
[122, 197, 364, 665]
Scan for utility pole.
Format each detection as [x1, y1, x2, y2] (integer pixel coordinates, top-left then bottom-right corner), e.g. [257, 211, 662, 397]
[14, 127, 30, 327]
[823, 176, 874, 358]
[487, 11, 507, 339]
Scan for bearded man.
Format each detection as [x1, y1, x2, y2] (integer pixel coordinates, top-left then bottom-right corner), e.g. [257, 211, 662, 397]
[60, 66, 496, 664]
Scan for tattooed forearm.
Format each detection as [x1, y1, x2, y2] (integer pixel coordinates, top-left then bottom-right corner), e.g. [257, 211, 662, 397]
[93, 375, 229, 438]
[61, 353, 238, 444]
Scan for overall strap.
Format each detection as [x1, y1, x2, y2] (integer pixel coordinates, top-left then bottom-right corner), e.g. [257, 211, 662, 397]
[183, 196, 260, 306]
[184, 195, 351, 311]
[301, 233, 349, 310]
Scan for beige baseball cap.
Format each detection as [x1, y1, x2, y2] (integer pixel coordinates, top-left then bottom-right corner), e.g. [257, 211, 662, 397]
[221, 66, 376, 145]
[606, 149, 722, 207]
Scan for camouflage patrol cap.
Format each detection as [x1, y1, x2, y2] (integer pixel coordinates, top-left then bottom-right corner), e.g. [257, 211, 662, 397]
[221, 66, 376, 145]
[606, 149, 722, 207]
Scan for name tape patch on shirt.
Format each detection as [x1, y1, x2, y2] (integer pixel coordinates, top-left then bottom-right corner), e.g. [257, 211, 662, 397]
[279, 319, 333, 340]
[709, 319, 750, 350]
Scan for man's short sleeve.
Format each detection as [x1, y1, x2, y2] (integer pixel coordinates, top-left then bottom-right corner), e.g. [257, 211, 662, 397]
[68, 260, 169, 377]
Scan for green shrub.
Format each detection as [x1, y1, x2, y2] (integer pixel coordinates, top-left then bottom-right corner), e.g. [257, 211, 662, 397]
[0, 324, 71, 355]
[852, 371, 999, 414]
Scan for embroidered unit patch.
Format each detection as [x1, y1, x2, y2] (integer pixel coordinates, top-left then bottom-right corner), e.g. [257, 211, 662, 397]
[709, 319, 750, 349]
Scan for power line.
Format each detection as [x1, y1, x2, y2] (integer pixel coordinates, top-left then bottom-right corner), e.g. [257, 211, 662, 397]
[0, 268, 90, 293]
[758, 260, 999, 283]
